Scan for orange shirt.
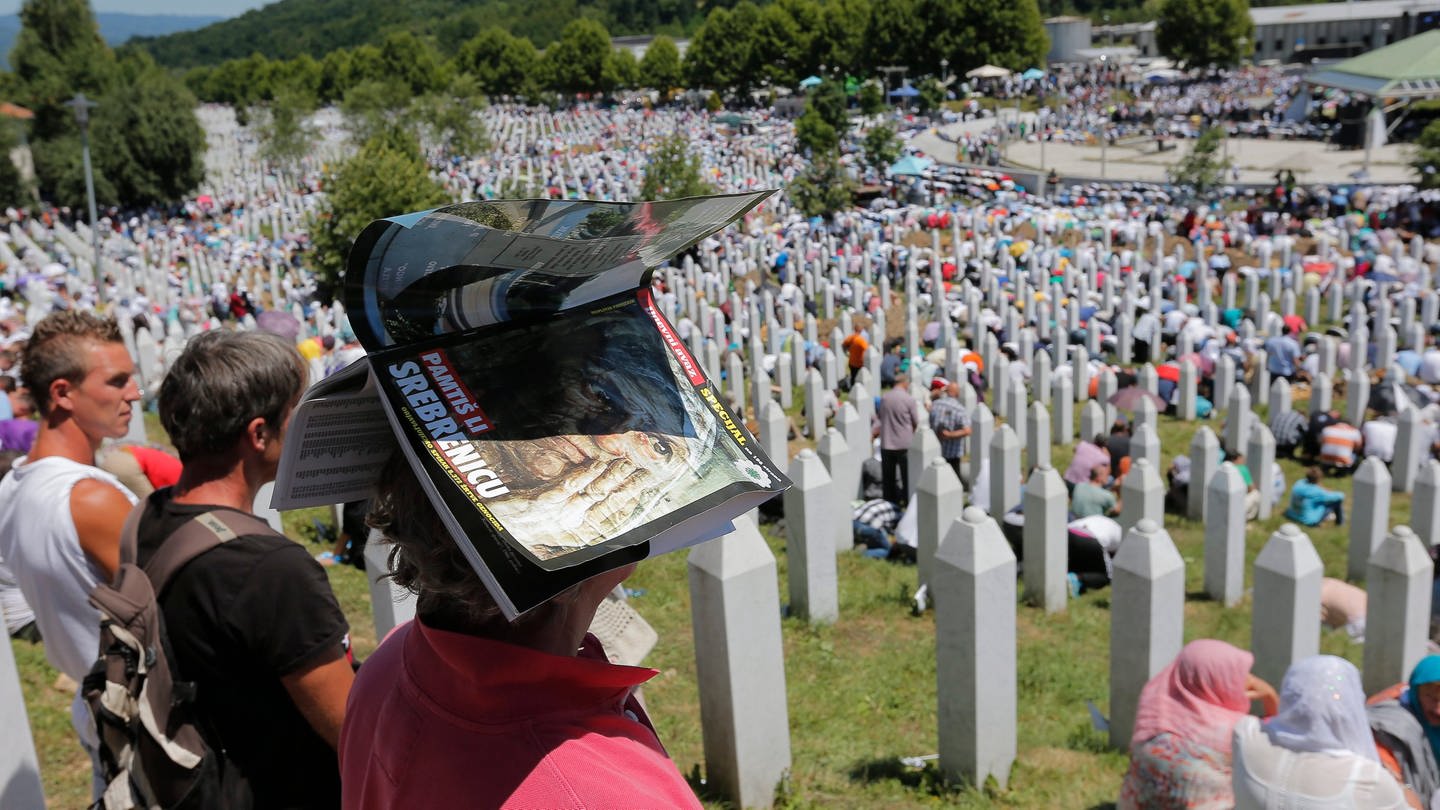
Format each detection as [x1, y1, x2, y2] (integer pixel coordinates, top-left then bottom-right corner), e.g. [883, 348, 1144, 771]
[842, 333, 868, 369]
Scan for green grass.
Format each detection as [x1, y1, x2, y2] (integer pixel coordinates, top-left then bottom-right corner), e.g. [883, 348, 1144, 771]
[13, 389, 1382, 807]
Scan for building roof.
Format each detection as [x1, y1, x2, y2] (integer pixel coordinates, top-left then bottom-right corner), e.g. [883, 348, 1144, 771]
[1252, 0, 1440, 27]
[1306, 29, 1440, 98]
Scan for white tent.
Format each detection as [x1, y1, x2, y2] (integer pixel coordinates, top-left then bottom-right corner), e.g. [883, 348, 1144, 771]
[966, 64, 1012, 80]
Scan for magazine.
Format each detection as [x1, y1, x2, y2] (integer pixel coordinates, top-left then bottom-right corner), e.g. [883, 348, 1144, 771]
[273, 193, 791, 618]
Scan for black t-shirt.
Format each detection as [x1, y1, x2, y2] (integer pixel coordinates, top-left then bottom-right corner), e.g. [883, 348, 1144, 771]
[136, 491, 348, 810]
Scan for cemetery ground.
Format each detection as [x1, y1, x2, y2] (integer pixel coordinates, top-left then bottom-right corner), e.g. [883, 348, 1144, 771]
[13, 403, 1381, 808]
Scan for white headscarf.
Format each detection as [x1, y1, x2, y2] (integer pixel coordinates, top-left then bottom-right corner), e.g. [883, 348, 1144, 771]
[1262, 655, 1378, 761]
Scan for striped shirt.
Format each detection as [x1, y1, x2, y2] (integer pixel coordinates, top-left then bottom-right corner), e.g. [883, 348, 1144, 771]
[1319, 423, 1363, 468]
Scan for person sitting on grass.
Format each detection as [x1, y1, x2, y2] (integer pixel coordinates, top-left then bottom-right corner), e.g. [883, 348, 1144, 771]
[1071, 462, 1121, 519]
[1119, 639, 1278, 810]
[1284, 466, 1345, 527]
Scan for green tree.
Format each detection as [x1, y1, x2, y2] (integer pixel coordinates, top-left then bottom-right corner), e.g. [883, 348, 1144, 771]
[863, 0, 919, 74]
[683, 3, 763, 98]
[640, 133, 713, 200]
[14, 2, 202, 209]
[1413, 119, 1440, 189]
[794, 106, 838, 155]
[256, 88, 317, 169]
[752, 3, 805, 88]
[788, 151, 854, 218]
[1156, 0, 1253, 67]
[11, 0, 114, 142]
[917, 77, 945, 114]
[543, 18, 613, 96]
[857, 80, 885, 115]
[379, 31, 447, 96]
[455, 27, 538, 99]
[862, 124, 899, 172]
[318, 48, 354, 102]
[606, 49, 640, 92]
[0, 120, 33, 209]
[310, 126, 449, 288]
[409, 74, 490, 157]
[271, 53, 322, 103]
[341, 80, 410, 145]
[919, 0, 1048, 76]
[808, 78, 848, 133]
[638, 35, 682, 92]
[1171, 126, 1229, 196]
[808, 0, 869, 77]
[90, 54, 205, 208]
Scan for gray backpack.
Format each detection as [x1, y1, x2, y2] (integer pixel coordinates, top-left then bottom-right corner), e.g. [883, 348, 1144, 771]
[83, 501, 270, 810]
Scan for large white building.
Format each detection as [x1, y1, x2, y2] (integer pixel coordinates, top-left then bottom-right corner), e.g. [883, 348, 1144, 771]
[1251, 0, 1440, 63]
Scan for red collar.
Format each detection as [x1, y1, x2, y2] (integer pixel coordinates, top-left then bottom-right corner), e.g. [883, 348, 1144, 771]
[401, 620, 658, 723]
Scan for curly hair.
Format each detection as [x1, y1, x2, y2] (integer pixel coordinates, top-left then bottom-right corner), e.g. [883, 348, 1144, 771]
[367, 450, 580, 638]
[20, 311, 123, 415]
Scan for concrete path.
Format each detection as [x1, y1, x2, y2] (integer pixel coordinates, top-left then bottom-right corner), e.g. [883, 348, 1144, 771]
[908, 113, 1419, 186]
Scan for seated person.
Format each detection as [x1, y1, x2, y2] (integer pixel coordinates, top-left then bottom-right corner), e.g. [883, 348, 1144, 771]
[1319, 418, 1364, 474]
[1067, 514, 1123, 594]
[1064, 436, 1110, 487]
[1367, 655, 1440, 810]
[1232, 655, 1409, 809]
[1270, 408, 1306, 459]
[1071, 463, 1121, 518]
[1120, 639, 1278, 810]
[1320, 577, 1367, 642]
[852, 498, 901, 560]
[1229, 452, 1262, 521]
[1284, 467, 1345, 527]
[1164, 456, 1190, 515]
[1363, 416, 1399, 464]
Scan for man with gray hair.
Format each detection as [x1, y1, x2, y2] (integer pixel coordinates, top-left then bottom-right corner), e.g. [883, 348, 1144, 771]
[134, 329, 353, 808]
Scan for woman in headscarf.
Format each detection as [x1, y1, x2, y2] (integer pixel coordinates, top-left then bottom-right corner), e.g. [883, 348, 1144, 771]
[1118, 639, 1277, 809]
[1368, 654, 1440, 807]
[1232, 655, 1409, 809]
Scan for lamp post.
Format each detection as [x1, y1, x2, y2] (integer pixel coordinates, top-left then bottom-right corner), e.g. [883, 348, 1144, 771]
[63, 93, 102, 301]
[940, 58, 949, 86]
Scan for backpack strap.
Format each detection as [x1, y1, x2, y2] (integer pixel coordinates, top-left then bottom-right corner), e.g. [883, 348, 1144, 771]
[139, 506, 278, 593]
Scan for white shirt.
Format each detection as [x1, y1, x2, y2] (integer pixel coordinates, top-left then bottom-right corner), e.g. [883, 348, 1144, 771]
[1361, 419, 1398, 463]
[0, 456, 136, 681]
[1231, 716, 1407, 810]
[1420, 349, 1440, 384]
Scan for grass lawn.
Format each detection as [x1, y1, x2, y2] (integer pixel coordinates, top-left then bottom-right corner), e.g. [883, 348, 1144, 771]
[13, 389, 1381, 808]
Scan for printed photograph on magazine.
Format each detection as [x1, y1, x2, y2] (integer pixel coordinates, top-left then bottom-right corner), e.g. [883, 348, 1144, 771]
[370, 288, 787, 575]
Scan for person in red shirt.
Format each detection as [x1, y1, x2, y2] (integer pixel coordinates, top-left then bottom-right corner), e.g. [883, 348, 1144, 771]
[340, 453, 702, 809]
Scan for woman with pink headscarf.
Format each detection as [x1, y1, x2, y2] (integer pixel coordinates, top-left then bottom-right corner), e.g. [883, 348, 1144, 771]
[1118, 639, 1279, 809]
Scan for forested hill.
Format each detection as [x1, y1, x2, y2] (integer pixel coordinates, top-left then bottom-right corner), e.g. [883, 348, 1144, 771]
[133, 0, 705, 69]
[0, 11, 220, 67]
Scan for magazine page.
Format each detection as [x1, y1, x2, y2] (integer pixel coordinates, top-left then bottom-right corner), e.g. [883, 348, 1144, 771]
[271, 359, 397, 510]
[367, 288, 789, 617]
[344, 192, 771, 349]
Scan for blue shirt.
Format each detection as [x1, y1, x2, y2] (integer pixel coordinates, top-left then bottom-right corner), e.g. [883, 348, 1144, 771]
[1284, 479, 1344, 526]
[1264, 335, 1301, 377]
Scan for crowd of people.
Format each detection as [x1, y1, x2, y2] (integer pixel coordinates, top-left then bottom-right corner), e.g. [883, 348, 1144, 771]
[0, 78, 1437, 808]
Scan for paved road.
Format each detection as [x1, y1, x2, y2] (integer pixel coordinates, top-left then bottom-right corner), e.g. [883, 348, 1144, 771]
[908, 113, 1419, 186]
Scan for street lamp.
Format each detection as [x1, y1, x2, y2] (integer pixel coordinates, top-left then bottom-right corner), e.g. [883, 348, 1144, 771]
[939, 58, 949, 85]
[63, 93, 102, 301]
[1236, 36, 1248, 66]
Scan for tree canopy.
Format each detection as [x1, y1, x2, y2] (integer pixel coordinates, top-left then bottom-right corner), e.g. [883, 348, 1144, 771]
[1156, 0, 1253, 67]
[309, 126, 450, 288]
[12, 0, 205, 211]
[640, 133, 713, 200]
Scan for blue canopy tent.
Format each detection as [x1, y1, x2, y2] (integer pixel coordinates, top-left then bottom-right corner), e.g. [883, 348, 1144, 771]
[1021, 68, 1046, 80]
[888, 84, 920, 98]
[799, 75, 823, 88]
[888, 155, 934, 176]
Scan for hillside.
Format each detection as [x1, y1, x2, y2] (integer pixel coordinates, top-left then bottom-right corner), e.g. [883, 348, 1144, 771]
[133, 0, 702, 69]
[0, 11, 222, 67]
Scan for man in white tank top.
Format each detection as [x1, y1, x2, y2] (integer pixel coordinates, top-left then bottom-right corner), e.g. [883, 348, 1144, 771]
[0, 311, 140, 794]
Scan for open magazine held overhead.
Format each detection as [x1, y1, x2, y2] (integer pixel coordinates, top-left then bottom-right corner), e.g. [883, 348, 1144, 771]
[273, 192, 790, 619]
